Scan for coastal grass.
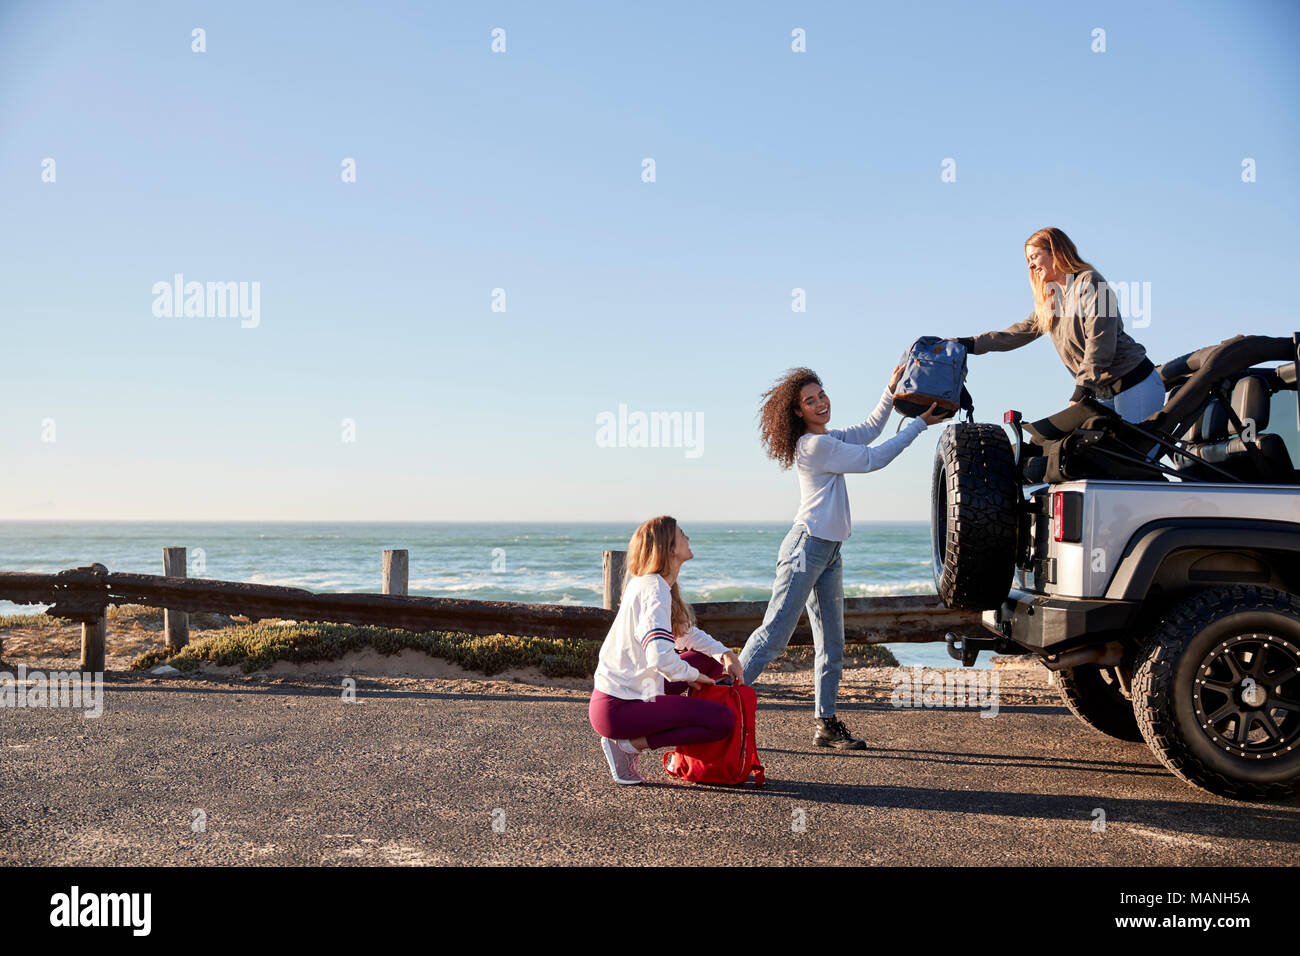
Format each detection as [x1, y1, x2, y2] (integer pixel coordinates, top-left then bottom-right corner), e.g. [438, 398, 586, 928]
[785, 643, 898, 669]
[0, 605, 240, 667]
[130, 621, 604, 678]
[1, 605, 899, 677]
[130, 622, 898, 676]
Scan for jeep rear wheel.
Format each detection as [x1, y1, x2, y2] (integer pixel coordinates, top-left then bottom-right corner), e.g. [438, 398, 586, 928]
[930, 422, 1019, 610]
[1133, 585, 1300, 801]
[1055, 664, 1143, 741]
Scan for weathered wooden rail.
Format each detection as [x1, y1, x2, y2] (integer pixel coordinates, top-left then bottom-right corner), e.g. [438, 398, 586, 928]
[0, 552, 981, 671]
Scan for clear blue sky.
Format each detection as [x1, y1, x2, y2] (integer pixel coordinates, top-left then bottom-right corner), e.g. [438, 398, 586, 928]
[2, 0, 1297, 521]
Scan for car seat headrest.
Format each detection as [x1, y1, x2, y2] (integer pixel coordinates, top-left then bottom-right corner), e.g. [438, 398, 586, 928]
[1198, 400, 1229, 442]
[1231, 375, 1270, 432]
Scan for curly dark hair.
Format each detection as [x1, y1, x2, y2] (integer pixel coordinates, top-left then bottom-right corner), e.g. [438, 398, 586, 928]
[758, 367, 822, 470]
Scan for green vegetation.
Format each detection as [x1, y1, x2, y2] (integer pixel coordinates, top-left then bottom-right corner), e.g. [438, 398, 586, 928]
[130, 621, 604, 677]
[791, 643, 898, 668]
[0, 611, 74, 634]
[102, 605, 239, 631]
[131, 625, 897, 676]
[1, 604, 898, 677]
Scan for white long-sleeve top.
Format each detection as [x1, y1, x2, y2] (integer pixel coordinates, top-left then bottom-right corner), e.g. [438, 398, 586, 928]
[593, 573, 731, 700]
[792, 386, 929, 542]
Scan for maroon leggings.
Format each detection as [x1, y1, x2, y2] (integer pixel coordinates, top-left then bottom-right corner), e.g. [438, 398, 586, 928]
[589, 652, 733, 749]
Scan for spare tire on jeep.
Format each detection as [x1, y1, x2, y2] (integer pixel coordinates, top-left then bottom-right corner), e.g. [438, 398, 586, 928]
[931, 422, 1019, 610]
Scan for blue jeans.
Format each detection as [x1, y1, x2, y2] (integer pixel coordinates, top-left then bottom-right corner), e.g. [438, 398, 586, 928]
[738, 523, 845, 718]
[1097, 368, 1165, 423]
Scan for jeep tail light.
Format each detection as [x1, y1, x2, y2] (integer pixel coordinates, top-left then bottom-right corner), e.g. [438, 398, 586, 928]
[1052, 491, 1082, 542]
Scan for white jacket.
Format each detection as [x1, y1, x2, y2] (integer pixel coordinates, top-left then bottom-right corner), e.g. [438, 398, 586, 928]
[792, 386, 929, 542]
[592, 573, 731, 700]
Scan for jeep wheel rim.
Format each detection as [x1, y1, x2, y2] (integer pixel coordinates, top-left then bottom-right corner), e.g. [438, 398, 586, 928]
[1193, 633, 1300, 759]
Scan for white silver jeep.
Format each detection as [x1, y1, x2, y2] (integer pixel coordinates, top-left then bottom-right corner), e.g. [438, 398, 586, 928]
[931, 333, 1300, 801]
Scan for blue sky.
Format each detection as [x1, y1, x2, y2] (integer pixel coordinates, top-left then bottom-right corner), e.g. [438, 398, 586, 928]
[2, 0, 1297, 521]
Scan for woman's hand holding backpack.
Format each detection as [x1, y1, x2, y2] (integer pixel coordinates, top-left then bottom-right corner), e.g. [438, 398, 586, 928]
[891, 361, 945, 425]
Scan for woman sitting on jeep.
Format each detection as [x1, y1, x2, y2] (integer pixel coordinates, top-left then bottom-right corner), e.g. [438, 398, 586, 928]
[950, 226, 1164, 423]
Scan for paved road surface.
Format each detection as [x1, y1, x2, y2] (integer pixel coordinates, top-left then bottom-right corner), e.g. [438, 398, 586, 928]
[2, 665, 1297, 865]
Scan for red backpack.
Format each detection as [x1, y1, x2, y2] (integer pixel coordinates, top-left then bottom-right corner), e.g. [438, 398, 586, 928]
[663, 682, 766, 786]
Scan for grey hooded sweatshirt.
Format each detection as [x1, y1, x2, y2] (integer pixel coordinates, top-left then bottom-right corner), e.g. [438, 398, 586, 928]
[958, 270, 1154, 401]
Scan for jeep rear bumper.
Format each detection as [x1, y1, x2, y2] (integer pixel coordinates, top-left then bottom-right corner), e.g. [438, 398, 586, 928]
[980, 588, 1141, 652]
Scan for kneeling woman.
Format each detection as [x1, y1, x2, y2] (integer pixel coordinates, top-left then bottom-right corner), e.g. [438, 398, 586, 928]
[589, 515, 746, 785]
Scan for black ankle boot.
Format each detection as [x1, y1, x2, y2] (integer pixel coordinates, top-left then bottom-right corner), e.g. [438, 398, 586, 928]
[814, 715, 866, 750]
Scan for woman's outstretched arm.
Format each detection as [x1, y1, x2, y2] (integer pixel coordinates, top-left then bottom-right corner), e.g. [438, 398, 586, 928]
[836, 386, 896, 446]
[957, 313, 1041, 354]
[676, 625, 730, 658]
[838, 363, 905, 445]
[677, 626, 744, 683]
[803, 416, 929, 475]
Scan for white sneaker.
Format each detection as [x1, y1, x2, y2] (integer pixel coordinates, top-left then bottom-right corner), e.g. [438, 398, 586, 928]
[601, 737, 644, 785]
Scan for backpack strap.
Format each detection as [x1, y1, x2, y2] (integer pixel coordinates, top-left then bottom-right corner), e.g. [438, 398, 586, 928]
[739, 685, 765, 785]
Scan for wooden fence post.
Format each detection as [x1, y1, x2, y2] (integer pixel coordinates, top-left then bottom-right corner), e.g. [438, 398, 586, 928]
[80, 613, 106, 673]
[383, 549, 409, 596]
[602, 550, 627, 614]
[163, 547, 189, 650]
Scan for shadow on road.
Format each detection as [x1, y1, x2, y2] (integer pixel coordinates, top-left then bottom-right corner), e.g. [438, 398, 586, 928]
[760, 744, 1165, 778]
[89, 673, 1300, 842]
[646, 774, 1300, 840]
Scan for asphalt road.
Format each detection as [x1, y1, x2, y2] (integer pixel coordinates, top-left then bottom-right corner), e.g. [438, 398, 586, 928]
[2, 666, 1298, 865]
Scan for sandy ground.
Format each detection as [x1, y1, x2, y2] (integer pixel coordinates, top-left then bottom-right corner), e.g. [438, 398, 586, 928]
[0, 612, 585, 679]
[1, 610, 214, 673]
[192, 647, 595, 688]
[0, 611, 920, 690]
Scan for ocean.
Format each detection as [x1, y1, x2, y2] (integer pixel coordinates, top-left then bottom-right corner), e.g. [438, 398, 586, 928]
[0, 521, 976, 668]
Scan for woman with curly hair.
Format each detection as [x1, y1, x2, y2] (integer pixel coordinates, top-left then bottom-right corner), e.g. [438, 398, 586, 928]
[950, 227, 1163, 422]
[738, 366, 945, 749]
[589, 515, 746, 785]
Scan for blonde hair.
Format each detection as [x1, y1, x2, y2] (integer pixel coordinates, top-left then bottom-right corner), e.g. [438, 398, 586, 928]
[1025, 227, 1097, 335]
[625, 515, 695, 637]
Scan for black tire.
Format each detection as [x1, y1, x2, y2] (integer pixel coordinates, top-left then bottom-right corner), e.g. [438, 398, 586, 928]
[1133, 585, 1300, 801]
[1056, 664, 1143, 742]
[930, 422, 1019, 610]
